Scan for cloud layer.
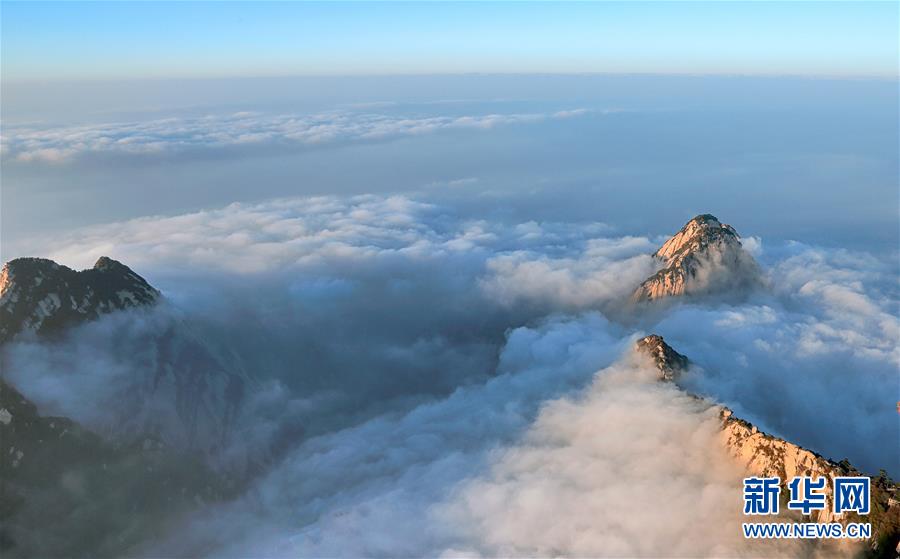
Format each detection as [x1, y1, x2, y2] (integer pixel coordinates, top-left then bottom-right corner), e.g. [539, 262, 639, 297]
[9, 192, 898, 473]
[1, 108, 593, 163]
[2, 192, 896, 556]
[145, 320, 805, 557]
[5, 194, 651, 472]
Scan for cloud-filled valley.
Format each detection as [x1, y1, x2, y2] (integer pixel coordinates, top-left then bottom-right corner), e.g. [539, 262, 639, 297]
[2, 4, 898, 554]
[147, 329, 801, 557]
[2, 190, 896, 556]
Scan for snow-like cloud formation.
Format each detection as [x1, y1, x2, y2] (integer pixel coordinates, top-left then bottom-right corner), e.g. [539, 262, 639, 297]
[1, 108, 593, 163]
[480, 236, 659, 311]
[2, 192, 896, 556]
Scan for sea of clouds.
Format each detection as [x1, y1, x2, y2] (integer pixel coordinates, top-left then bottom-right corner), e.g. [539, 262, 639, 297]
[2, 191, 897, 556]
[0, 108, 595, 164]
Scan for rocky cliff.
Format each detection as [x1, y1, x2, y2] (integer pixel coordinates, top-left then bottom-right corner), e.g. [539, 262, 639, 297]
[634, 335, 900, 556]
[631, 214, 763, 302]
[0, 256, 245, 452]
[0, 256, 159, 344]
[719, 409, 900, 555]
[0, 257, 237, 557]
[634, 334, 689, 381]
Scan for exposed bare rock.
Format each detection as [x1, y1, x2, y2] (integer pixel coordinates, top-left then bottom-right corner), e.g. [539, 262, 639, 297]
[634, 334, 689, 381]
[0, 256, 159, 344]
[631, 214, 763, 302]
[633, 334, 899, 553]
[719, 407, 900, 555]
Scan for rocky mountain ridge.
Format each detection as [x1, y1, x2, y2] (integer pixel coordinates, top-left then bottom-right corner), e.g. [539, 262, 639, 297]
[634, 334, 689, 381]
[631, 214, 763, 302]
[0, 256, 159, 344]
[0, 256, 246, 453]
[0, 257, 236, 557]
[634, 335, 900, 556]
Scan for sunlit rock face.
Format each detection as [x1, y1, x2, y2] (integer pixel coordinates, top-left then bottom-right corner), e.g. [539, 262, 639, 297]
[634, 334, 689, 381]
[631, 214, 763, 302]
[719, 407, 847, 524]
[0, 256, 159, 343]
[636, 333, 900, 554]
[718, 408, 900, 554]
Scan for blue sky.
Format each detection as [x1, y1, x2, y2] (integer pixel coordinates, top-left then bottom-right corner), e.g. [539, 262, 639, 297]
[2, 1, 897, 80]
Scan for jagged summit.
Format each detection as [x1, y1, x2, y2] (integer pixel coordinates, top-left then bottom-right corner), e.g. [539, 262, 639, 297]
[653, 214, 738, 265]
[634, 334, 689, 381]
[632, 214, 762, 302]
[0, 256, 159, 343]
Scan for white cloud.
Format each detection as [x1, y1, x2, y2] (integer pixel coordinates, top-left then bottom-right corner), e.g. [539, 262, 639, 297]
[1, 108, 595, 163]
[16, 195, 899, 481]
[3, 192, 896, 556]
[436, 358, 799, 557]
[139, 313, 626, 556]
[656, 243, 899, 474]
[480, 236, 658, 310]
[146, 318, 803, 557]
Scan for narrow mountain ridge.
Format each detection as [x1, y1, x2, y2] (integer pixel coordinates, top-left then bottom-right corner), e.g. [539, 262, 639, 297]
[634, 334, 689, 381]
[633, 336, 900, 555]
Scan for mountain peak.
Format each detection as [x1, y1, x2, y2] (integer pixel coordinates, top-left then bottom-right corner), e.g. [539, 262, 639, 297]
[653, 214, 739, 266]
[93, 255, 123, 270]
[0, 256, 159, 343]
[632, 214, 761, 302]
[634, 334, 689, 380]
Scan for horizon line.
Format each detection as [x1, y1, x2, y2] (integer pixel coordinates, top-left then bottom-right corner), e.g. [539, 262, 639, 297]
[5, 70, 899, 86]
